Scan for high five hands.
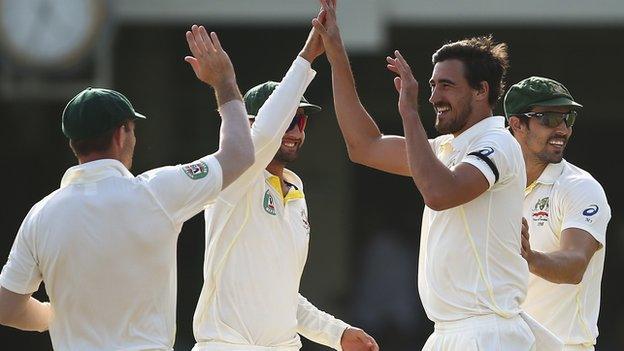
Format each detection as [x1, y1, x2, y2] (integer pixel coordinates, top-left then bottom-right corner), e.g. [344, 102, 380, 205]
[184, 25, 235, 90]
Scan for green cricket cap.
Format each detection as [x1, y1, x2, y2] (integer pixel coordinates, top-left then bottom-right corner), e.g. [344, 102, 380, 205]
[243, 81, 321, 118]
[504, 76, 582, 119]
[62, 87, 146, 140]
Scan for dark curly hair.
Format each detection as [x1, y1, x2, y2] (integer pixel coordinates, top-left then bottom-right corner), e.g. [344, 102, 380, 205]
[432, 35, 509, 106]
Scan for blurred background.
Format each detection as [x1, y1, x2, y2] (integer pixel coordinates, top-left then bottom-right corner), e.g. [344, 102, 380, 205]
[1, 0, 622, 350]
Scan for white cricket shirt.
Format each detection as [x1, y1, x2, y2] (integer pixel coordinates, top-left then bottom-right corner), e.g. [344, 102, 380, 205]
[419, 116, 529, 322]
[522, 159, 611, 347]
[193, 57, 349, 350]
[0, 155, 222, 351]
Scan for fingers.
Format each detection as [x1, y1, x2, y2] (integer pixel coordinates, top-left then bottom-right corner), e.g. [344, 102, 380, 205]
[386, 56, 400, 75]
[186, 30, 201, 58]
[184, 56, 200, 76]
[317, 8, 327, 25]
[199, 26, 215, 52]
[311, 18, 328, 36]
[394, 76, 402, 93]
[191, 25, 208, 53]
[210, 31, 223, 52]
[319, 0, 336, 19]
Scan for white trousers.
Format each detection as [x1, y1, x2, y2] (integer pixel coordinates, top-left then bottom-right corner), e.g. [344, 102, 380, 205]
[192, 341, 299, 351]
[423, 314, 536, 351]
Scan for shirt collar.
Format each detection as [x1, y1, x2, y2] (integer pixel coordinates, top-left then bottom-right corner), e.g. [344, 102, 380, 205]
[264, 168, 305, 201]
[447, 116, 506, 151]
[61, 159, 134, 188]
[535, 159, 566, 186]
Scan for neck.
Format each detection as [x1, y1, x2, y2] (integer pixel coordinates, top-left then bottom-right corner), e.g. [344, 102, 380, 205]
[79, 153, 114, 165]
[78, 152, 125, 168]
[452, 107, 493, 137]
[266, 160, 285, 181]
[524, 153, 548, 186]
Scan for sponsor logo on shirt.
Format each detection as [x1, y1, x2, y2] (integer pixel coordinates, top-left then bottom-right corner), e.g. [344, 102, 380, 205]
[263, 190, 277, 215]
[475, 147, 494, 157]
[183, 161, 209, 180]
[531, 196, 549, 226]
[583, 204, 599, 223]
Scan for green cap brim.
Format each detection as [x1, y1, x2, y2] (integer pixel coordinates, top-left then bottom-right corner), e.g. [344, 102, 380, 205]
[299, 102, 322, 114]
[134, 111, 147, 119]
[529, 97, 583, 110]
[248, 102, 322, 119]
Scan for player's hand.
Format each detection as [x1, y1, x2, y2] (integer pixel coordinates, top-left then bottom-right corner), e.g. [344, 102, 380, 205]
[184, 25, 235, 90]
[311, 0, 344, 59]
[340, 327, 379, 351]
[299, 8, 326, 63]
[521, 217, 533, 260]
[387, 50, 420, 119]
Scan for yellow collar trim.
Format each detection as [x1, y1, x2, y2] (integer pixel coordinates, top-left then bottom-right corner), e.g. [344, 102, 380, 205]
[525, 181, 538, 196]
[267, 175, 304, 202]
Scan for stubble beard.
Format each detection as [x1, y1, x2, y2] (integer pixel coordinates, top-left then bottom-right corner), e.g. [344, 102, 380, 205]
[434, 101, 472, 135]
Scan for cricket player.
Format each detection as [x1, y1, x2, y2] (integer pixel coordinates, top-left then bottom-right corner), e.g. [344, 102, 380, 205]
[192, 17, 378, 351]
[505, 77, 611, 351]
[0, 25, 254, 350]
[312, 0, 561, 349]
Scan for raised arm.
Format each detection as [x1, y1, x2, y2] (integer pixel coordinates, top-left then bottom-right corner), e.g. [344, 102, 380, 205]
[218, 22, 323, 205]
[185, 25, 254, 188]
[386, 51, 490, 210]
[312, 0, 410, 176]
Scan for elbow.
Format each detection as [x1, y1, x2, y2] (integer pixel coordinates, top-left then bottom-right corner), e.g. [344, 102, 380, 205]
[423, 192, 453, 211]
[561, 267, 586, 285]
[344, 143, 369, 166]
[240, 150, 255, 172]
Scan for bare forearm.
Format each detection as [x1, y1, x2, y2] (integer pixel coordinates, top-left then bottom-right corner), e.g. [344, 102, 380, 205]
[0, 298, 51, 332]
[327, 45, 383, 158]
[214, 99, 254, 188]
[528, 250, 588, 284]
[401, 112, 458, 208]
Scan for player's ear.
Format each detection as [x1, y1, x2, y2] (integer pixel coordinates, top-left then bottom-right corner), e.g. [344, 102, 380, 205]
[474, 81, 489, 102]
[508, 116, 525, 135]
[112, 123, 126, 150]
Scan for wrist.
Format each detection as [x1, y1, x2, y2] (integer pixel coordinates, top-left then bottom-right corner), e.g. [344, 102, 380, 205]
[298, 50, 317, 64]
[214, 80, 242, 107]
[526, 250, 542, 273]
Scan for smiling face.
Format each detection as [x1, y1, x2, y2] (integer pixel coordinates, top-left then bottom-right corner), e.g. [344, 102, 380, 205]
[517, 105, 573, 165]
[273, 107, 307, 165]
[428, 59, 479, 135]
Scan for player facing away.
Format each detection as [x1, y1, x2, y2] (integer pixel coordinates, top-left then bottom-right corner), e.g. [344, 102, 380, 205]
[312, 0, 562, 349]
[0, 25, 254, 351]
[505, 77, 611, 351]
[192, 17, 378, 351]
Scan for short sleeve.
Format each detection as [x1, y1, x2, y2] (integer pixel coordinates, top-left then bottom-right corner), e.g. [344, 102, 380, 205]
[139, 155, 223, 226]
[461, 131, 519, 189]
[0, 212, 43, 295]
[559, 178, 610, 246]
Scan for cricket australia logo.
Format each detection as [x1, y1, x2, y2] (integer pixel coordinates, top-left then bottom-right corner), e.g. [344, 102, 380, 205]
[263, 190, 277, 215]
[183, 161, 209, 180]
[531, 197, 549, 226]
